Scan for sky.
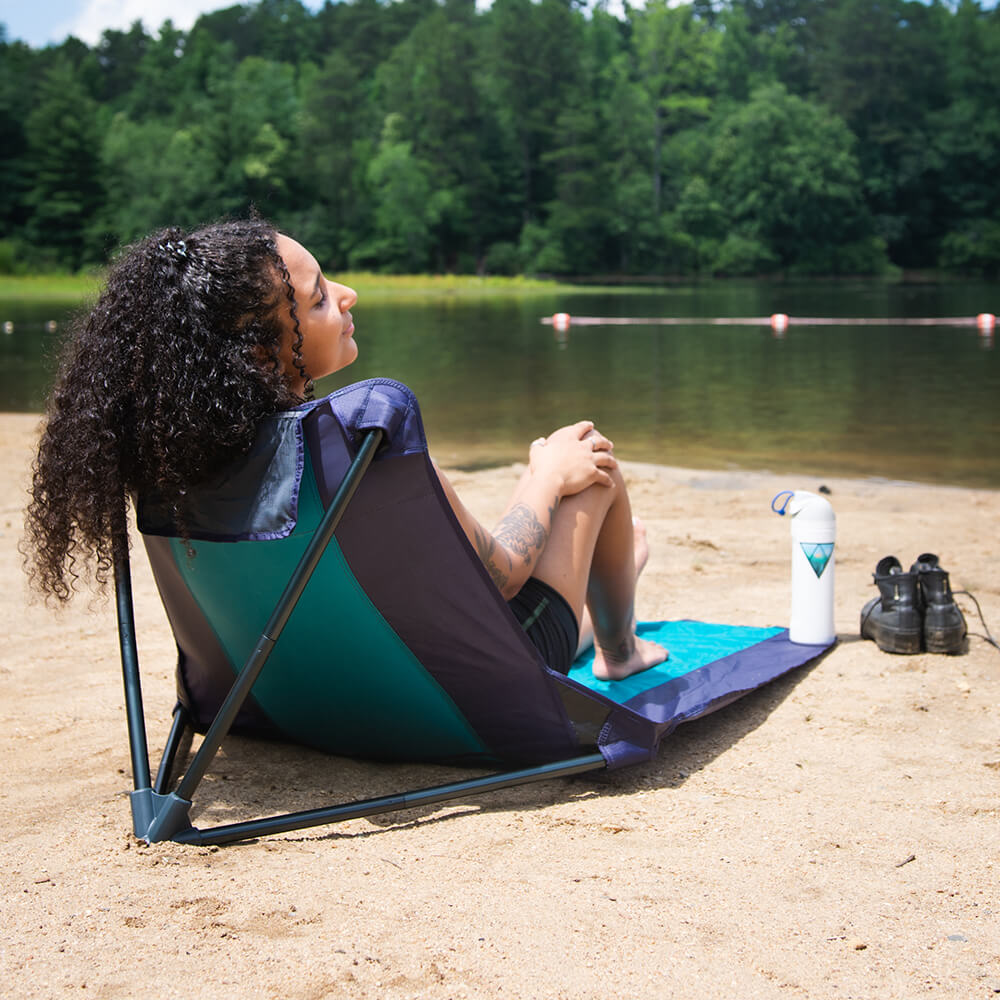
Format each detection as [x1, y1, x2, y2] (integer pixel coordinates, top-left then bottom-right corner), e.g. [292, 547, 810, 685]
[7, 0, 982, 50]
[0, 0, 537, 48]
[0, 0, 549, 47]
[20, 0, 901, 50]
[0, 0, 324, 48]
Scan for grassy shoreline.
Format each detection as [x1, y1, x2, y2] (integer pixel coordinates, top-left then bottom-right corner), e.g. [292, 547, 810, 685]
[0, 271, 605, 306]
[338, 272, 595, 299]
[0, 273, 104, 304]
[1, 267, 977, 306]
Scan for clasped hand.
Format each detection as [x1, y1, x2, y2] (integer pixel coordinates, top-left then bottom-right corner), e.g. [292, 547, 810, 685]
[528, 420, 617, 497]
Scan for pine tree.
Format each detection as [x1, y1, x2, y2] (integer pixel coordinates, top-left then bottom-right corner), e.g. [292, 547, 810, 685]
[24, 59, 105, 268]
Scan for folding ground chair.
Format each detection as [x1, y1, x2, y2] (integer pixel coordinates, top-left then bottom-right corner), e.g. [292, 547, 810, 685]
[115, 379, 832, 845]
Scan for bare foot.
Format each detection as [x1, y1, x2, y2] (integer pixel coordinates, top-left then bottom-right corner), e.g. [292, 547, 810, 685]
[591, 633, 669, 681]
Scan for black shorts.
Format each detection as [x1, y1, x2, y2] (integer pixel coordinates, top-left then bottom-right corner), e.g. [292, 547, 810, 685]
[507, 577, 579, 675]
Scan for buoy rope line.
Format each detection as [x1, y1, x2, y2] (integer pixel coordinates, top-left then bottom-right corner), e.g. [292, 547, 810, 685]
[541, 314, 997, 329]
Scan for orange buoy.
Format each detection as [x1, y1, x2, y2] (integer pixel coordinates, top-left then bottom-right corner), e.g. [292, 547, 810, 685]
[770, 313, 789, 334]
[552, 312, 571, 332]
[976, 313, 996, 333]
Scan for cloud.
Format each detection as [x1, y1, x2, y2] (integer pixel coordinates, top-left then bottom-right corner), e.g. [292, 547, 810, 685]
[46, 0, 645, 49]
[54, 0, 259, 45]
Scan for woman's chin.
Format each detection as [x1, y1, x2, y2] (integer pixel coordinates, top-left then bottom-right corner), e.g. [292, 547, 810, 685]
[327, 343, 358, 377]
[341, 341, 359, 369]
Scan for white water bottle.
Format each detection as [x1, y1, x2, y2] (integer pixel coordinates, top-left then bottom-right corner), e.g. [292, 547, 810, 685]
[772, 490, 836, 645]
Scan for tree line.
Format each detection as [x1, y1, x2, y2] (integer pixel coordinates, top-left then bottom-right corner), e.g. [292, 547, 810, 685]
[2, 0, 999, 277]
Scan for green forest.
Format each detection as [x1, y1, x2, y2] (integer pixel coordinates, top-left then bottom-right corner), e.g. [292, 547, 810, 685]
[2, 0, 999, 277]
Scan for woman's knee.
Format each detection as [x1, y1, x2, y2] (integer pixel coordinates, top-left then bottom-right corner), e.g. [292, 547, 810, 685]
[589, 462, 628, 509]
[559, 476, 620, 521]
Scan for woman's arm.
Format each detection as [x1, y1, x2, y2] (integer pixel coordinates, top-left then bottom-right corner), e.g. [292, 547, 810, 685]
[434, 420, 617, 600]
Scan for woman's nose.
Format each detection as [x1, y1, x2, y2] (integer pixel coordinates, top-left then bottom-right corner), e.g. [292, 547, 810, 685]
[335, 282, 357, 312]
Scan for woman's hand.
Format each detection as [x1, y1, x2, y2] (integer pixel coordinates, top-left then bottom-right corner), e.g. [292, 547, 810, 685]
[528, 420, 617, 498]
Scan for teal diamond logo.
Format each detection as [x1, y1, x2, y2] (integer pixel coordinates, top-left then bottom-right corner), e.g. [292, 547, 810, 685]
[800, 542, 834, 578]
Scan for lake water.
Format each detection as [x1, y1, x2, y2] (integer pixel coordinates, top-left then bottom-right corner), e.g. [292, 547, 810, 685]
[3, 278, 998, 487]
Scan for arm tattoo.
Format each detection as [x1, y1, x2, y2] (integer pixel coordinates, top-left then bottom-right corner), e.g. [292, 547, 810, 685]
[472, 523, 510, 592]
[494, 502, 551, 565]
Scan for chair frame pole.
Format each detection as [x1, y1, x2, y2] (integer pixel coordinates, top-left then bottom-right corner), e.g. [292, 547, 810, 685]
[153, 704, 191, 795]
[115, 541, 151, 793]
[115, 426, 608, 845]
[114, 536, 162, 839]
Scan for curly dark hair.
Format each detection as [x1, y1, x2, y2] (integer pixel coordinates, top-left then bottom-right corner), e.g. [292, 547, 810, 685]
[24, 217, 310, 602]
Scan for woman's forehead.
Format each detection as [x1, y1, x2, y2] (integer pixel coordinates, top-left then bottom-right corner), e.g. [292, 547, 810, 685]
[275, 234, 318, 281]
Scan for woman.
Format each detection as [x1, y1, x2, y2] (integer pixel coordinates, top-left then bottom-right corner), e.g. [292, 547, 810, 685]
[25, 218, 666, 680]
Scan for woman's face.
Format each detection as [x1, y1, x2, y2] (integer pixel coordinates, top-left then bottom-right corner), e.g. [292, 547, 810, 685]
[275, 234, 358, 394]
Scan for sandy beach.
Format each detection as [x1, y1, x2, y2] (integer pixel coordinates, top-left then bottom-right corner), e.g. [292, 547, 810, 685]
[2, 410, 998, 999]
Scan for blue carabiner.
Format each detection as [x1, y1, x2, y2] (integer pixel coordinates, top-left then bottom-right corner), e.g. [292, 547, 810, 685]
[771, 490, 794, 515]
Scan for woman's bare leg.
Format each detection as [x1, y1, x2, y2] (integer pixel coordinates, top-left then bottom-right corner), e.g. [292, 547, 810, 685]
[530, 466, 667, 680]
[576, 515, 649, 655]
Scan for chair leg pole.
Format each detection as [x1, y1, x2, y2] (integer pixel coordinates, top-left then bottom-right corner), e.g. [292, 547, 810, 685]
[153, 704, 191, 795]
[114, 546, 152, 793]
